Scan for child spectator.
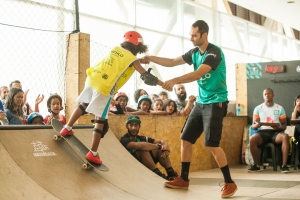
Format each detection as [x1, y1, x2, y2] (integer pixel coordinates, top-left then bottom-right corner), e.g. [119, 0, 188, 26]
[137, 95, 152, 114]
[151, 93, 159, 102]
[150, 99, 178, 115]
[109, 92, 145, 115]
[44, 94, 66, 125]
[4, 88, 26, 125]
[134, 89, 148, 107]
[162, 99, 178, 115]
[159, 91, 169, 101]
[27, 112, 44, 125]
[152, 98, 163, 111]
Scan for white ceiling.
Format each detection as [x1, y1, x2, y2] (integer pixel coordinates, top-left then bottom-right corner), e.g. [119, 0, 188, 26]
[228, 0, 300, 31]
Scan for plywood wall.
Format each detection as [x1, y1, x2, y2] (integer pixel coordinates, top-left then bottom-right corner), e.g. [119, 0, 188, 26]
[65, 33, 90, 124]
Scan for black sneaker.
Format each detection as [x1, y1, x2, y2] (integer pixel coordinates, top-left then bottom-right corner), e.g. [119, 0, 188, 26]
[161, 174, 169, 180]
[281, 165, 290, 173]
[248, 165, 261, 172]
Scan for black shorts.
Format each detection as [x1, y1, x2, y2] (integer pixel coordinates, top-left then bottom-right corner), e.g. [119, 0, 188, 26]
[181, 102, 228, 147]
[257, 129, 280, 145]
[132, 150, 158, 164]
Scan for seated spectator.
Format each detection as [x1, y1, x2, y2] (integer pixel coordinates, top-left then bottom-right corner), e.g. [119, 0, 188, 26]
[44, 94, 66, 125]
[134, 89, 148, 107]
[120, 116, 178, 180]
[174, 84, 196, 115]
[291, 94, 300, 143]
[27, 112, 44, 125]
[248, 88, 290, 173]
[9, 80, 44, 118]
[0, 86, 9, 106]
[151, 93, 159, 102]
[109, 92, 145, 115]
[159, 91, 168, 101]
[152, 98, 163, 111]
[4, 88, 26, 124]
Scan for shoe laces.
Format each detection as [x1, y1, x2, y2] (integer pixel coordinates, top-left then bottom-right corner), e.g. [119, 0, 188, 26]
[219, 181, 229, 192]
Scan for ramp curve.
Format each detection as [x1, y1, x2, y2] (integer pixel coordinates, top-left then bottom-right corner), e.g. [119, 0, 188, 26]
[0, 126, 199, 199]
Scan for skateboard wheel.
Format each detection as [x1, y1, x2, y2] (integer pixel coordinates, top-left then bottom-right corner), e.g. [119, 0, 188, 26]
[53, 135, 59, 140]
[82, 164, 88, 169]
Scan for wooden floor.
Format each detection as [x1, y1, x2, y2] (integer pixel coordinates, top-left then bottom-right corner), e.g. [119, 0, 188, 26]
[0, 127, 299, 200]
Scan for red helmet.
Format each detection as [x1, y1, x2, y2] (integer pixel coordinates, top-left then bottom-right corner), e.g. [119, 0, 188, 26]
[123, 31, 144, 45]
[114, 92, 128, 101]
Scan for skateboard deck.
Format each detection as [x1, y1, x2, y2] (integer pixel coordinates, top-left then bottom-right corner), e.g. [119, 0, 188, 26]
[51, 119, 109, 171]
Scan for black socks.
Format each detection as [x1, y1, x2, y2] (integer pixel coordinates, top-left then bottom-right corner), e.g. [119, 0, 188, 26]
[220, 165, 234, 183]
[153, 168, 163, 176]
[166, 167, 175, 177]
[181, 162, 190, 181]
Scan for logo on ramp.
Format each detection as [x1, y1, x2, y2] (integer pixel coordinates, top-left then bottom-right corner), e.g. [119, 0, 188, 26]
[32, 140, 57, 157]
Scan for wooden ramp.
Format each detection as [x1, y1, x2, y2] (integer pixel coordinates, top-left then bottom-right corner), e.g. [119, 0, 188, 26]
[0, 126, 199, 200]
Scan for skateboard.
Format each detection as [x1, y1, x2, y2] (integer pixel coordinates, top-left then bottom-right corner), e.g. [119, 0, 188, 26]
[51, 119, 109, 171]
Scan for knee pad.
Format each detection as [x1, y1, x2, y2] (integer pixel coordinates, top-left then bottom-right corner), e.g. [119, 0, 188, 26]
[93, 120, 109, 138]
[77, 104, 88, 115]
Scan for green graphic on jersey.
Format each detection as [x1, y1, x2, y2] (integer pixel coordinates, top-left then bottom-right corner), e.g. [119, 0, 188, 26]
[246, 63, 262, 79]
[273, 110, 280, 116]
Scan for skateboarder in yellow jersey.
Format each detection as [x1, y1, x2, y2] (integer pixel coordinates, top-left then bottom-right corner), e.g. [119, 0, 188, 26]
[60, 31, 166, 165]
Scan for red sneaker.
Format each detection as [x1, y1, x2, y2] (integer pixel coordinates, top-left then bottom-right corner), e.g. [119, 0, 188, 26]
[164, 177, 189, 190]
[220, 182, 238, 198]
[60, 127, 74, 137]
[86, 151, 102, 165]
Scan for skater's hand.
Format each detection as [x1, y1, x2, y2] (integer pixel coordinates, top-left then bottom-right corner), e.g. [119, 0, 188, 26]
[139, 56, 150, 64]
[162, 80, 175, 92]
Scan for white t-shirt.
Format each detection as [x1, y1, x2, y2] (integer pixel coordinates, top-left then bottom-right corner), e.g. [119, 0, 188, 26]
[253, 103, 286, 130]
